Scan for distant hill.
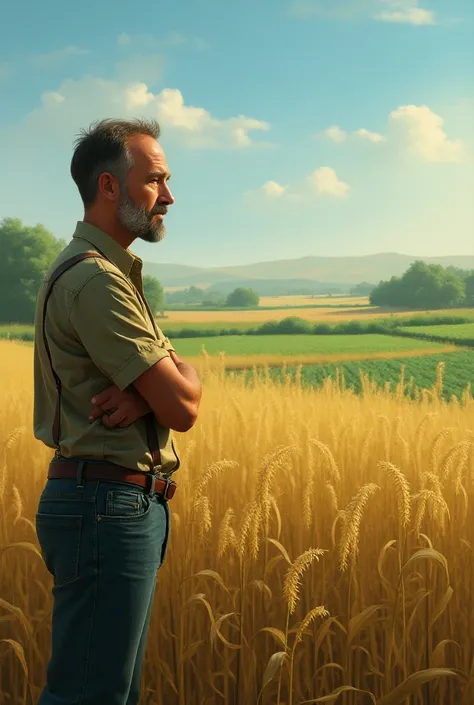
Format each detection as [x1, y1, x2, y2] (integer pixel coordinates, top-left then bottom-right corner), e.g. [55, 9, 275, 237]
[143, 253, 474, 292]
[204, 278, 347, 296]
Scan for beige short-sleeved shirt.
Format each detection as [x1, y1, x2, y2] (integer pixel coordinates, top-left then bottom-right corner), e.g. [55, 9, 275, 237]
[33, 221, 180, 475]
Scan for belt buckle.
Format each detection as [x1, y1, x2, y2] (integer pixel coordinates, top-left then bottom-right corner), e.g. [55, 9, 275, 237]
[163, 476, 172, 500]
[147, 472, 175, 500]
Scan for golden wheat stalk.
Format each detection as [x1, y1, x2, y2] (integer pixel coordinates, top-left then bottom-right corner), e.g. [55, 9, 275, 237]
[193, 495, 212, 543]
[11, 485, 22, 525]
[236, 499, 261, 559]
[283, 548, 326, 614]
[309, 438, 340, 484]
[217, 508, 237, 558]
[429, 428, 456, 475]
[439, 441, 471, 481]
[338, 483, 380, 571]
[378, 461, 411, 529]
[192, 460, 239, 500]
[326, 482, 339, 515]
[413, 488, 450, 535]
[302, 472, 315, 529]
[294, 606, 330, 646]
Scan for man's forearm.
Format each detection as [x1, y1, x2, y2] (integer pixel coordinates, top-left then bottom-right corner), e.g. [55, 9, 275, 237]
[169, 351, 202, 401]
[175, 360, 202, 400]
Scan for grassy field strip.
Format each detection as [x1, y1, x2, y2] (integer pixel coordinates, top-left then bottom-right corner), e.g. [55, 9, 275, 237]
[184, 345, 459, 371]
[3, 308, 474, 335]
[400, 323, 474, 340]
[0, 324, 35, 336]
[171, 333, 452, 357]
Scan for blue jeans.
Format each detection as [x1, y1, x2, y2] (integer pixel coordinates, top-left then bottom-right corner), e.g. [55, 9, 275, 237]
[35, 469, 170, 705]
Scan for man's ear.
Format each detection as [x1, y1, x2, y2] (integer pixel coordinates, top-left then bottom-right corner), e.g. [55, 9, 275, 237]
[98, 172, 118, 201]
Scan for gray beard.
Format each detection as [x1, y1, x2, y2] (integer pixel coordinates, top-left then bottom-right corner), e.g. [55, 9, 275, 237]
[117, 191, 166, 243]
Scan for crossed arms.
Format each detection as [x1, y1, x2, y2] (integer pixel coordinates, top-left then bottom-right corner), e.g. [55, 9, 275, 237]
[69, 270, 202, 433]
[89, 349, 201, 431]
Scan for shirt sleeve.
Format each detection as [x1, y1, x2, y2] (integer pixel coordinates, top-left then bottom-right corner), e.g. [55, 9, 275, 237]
[163, 336, 175, 352]
[69, 271, 171, 391]
[155, 327, 175, 353]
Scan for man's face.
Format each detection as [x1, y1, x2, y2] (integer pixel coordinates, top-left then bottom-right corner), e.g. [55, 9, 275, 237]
[117, 134, 174, 243]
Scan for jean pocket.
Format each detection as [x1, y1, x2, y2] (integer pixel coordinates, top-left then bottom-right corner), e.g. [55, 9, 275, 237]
[102, 488, 150, 520]
[35, 514, 82, 587]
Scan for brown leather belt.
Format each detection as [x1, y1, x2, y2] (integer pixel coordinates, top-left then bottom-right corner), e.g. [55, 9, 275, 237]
[48, 460, 177, 500]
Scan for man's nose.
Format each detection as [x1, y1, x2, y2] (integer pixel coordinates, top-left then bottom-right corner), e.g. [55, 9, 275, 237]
[159, 182, 175, 205]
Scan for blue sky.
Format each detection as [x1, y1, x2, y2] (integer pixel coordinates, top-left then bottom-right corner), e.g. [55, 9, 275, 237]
[0, 0, 473, 267]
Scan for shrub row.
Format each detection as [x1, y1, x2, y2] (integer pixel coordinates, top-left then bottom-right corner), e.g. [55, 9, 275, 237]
[390, 329, 474, 348]
[0, 330, 34, 342]
[1, 314, 471, 343]
[161, 314, 473, 338]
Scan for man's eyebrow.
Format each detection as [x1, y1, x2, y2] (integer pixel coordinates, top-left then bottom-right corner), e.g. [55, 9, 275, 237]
[148, 170, 171, 180]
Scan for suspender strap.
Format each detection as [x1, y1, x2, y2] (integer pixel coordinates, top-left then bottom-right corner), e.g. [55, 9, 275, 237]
[42, 251, 162, 471]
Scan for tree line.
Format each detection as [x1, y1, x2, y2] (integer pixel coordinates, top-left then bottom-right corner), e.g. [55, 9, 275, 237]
[370, 261, 474, 309]
[1, 217, 473, 324]
[165, 286, 259, 308]
[0, 217, 259, 324]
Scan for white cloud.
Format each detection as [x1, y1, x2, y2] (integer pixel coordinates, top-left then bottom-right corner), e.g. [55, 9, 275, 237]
[324, 125, 348, 143]
[250, 167, 350, 201]
[354, 128, 386, 143]
[375, 7, 435, 24]
[321, 125, 386, 144]
[291, 0, 437, 25]
[18, 77, 270, 150]
[258, 181, 288, 198]
[320, 105, 465, 161]
[154, 88, 270, 147]
[309, 167, 350, 197]
[389, 105, 466, 162]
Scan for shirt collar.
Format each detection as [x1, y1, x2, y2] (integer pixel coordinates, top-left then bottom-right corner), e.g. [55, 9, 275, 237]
[72, 221, 142, 278]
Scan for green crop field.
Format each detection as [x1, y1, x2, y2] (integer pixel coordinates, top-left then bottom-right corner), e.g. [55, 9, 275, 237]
[400, 323, 474, 341]
[238, 350, 474, 402]
[159, 320, 256, 333]
[172, 333, 450, 357]
[0, 324, 35, 339]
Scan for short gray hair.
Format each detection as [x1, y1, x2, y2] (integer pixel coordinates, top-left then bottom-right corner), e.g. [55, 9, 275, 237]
[70, 118, 161, 207]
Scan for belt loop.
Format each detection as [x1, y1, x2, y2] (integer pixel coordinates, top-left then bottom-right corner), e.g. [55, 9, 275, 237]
[76, 461, 85, 488]
[147, 472, 156, 497]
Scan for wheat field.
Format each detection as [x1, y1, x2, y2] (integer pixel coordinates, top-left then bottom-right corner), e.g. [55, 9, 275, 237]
[163, 306, 474, 325]
[1, 340, 474, 704]
[257, 296, 370, 308]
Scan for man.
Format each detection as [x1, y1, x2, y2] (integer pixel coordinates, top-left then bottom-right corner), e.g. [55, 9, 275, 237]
[33, 118, 202, 704]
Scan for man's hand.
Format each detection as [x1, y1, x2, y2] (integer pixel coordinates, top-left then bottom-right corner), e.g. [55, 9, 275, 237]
[169, 350, 181, 365]
[89, 384, 151, 429]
